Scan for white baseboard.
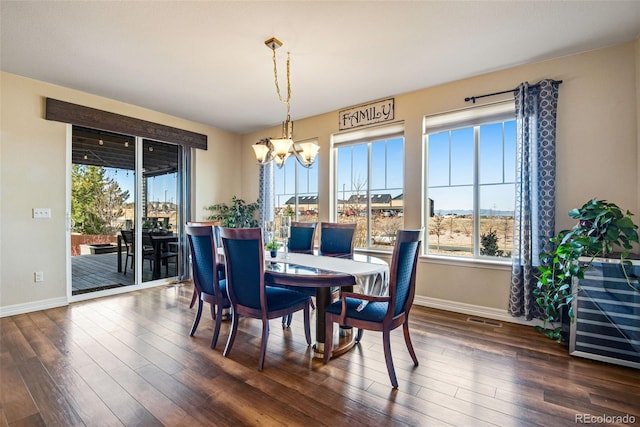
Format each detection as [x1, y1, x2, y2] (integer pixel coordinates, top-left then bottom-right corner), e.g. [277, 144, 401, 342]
[0, 297, 68, 318]
[1, 280, 183, 317]
[413, 295, 543, 327]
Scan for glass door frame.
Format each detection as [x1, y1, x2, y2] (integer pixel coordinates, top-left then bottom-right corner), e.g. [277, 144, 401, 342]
[67, 128, 189, 302]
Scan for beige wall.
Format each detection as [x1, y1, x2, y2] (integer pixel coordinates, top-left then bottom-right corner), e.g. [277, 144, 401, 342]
[0, 72, 241, 310]
[240, 41, 640, 313]
[2, 40, 638, 316]
[637, 40, 640, 217]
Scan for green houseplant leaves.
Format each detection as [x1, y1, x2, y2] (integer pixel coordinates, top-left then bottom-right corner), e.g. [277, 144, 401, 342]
[205, 196, 259, 228]
[535, 199, 639, 341]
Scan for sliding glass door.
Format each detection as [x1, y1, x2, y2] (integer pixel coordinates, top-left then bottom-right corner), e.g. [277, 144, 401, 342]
[70, 127, 185, 296]
[141, 138, 183, 284]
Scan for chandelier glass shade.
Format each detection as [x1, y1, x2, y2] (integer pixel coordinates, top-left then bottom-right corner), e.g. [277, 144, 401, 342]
[252, 37, 319, 169]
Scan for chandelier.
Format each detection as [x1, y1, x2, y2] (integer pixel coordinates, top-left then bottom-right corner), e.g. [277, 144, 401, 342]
[252, 37, 319, 169]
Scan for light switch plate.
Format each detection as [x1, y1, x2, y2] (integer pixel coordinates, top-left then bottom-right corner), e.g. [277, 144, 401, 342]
[33, 208, 51, 219]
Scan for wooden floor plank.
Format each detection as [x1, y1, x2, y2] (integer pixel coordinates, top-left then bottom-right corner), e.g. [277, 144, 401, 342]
[1, 284, 639, 426]
[73, 362, 162, 425]
[0, 351, 39, 424]
[14, 312, 124, 426]
[13, 357, 85, 426]
[135, 364, 244, 427]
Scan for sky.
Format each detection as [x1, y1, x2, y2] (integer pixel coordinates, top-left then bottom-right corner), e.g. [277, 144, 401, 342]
[105, 119, 515, 214]
[274, 120, 516, 214]
[427, 120, 516, 212]
[105, 168, 177, 205]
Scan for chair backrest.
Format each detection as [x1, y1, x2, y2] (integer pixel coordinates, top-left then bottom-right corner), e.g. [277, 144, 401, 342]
[220, 227, 265, 310]
[319, 222, 357, 256]
[187, 221, 222, 247]
[121, 230, 133, 250]
[288, 221, 317, 254]
[186, 225, 222, 296]
[387, 229, 422, 318]
[142, 232, 155, 251]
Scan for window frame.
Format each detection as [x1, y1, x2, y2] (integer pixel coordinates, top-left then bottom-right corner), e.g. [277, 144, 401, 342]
[273, 139, 319, 223]
[332, 122, 405, 252]
[423, 101, 516, 261]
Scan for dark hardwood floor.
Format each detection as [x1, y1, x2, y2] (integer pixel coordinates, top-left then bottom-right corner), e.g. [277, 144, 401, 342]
[1, 283, 639, 426]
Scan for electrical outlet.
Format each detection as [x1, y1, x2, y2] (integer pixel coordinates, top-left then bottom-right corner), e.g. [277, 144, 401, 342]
[34, 271, 44, 282]
[33, 208, 51, 219]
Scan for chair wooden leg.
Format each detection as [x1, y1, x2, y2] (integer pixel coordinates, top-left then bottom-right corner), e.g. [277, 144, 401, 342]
[323, 314, 334, 363]
[189, 298, 203, 336]
[382, 329, 398, 388]
[210, 303, 216, 320]
[282, 314, 292, 327]
[356, 329, 364, 343]
[189, 288, 198, 308]
[303, 302, 311, 345]
[403, 320, 419, 366]
[258, 320, 270, 371]
[211, 303, 224, 349]
[223, 311, 239, 357]
[282, 298, 313, 327]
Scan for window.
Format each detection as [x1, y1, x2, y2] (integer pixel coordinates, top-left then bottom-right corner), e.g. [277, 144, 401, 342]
[333, 123, 404, 251]
[424, 101, 515, 259]
[273, 149, 318, 225]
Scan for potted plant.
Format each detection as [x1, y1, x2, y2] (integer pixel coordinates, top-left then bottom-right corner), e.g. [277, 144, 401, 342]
[205, 196, 259, 228]
[265, 240, 281, 258]
[535, 199, 639, 341]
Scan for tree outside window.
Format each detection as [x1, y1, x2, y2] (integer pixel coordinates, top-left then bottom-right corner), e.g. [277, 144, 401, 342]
[71, 165, 129, 235]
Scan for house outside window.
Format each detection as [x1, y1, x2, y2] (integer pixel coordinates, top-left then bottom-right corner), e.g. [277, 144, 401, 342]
[424, 101, 516, 260]
[333, 123, 404, 251]
[274, 152, 318, 225]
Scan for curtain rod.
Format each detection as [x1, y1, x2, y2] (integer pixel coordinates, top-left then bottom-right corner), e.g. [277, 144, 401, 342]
[464, 80, 563, 104]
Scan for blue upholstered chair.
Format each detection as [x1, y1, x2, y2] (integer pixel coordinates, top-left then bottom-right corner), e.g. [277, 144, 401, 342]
[319, 222, 357, 256]
[284, 222, 357, 327]
[220, 227, 312, 371]
[186, 222, 224, 309]
[185, 225, 230, 349]
[323, 229, 422, 388]
[288, 221, 317, 254]
[279, 221, 318, 326]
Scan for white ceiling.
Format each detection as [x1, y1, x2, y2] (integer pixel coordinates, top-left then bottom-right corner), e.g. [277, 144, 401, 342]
[2, 1, 640, 135]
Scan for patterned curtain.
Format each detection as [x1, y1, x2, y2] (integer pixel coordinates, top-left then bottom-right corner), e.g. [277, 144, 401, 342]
[509, 79, 560, 319]
[258, 162, 274, 228]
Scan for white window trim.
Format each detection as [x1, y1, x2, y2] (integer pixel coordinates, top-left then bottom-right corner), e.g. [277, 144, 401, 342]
[423, 101, 515, 262]
[273, 138, 319, 222]
[331, 122, 405, 251]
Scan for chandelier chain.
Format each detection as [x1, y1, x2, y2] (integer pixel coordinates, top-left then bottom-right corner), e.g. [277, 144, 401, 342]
[272, 47, 291, 119]
[253, 37, 318, 169]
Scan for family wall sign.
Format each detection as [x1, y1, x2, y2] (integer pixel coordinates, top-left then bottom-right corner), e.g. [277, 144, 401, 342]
[339, 98, 394, 131]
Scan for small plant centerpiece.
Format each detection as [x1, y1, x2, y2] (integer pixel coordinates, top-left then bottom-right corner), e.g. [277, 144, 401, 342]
[264, 240, 281, 258]
[535, 199, 639, 341]
[205, 196, 259, 228]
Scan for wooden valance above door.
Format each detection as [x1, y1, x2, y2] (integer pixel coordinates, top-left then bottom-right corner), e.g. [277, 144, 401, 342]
[45, 98, 207, 150]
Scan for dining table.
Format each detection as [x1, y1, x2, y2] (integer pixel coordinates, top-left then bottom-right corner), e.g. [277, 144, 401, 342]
[263, 251, 389, 358]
